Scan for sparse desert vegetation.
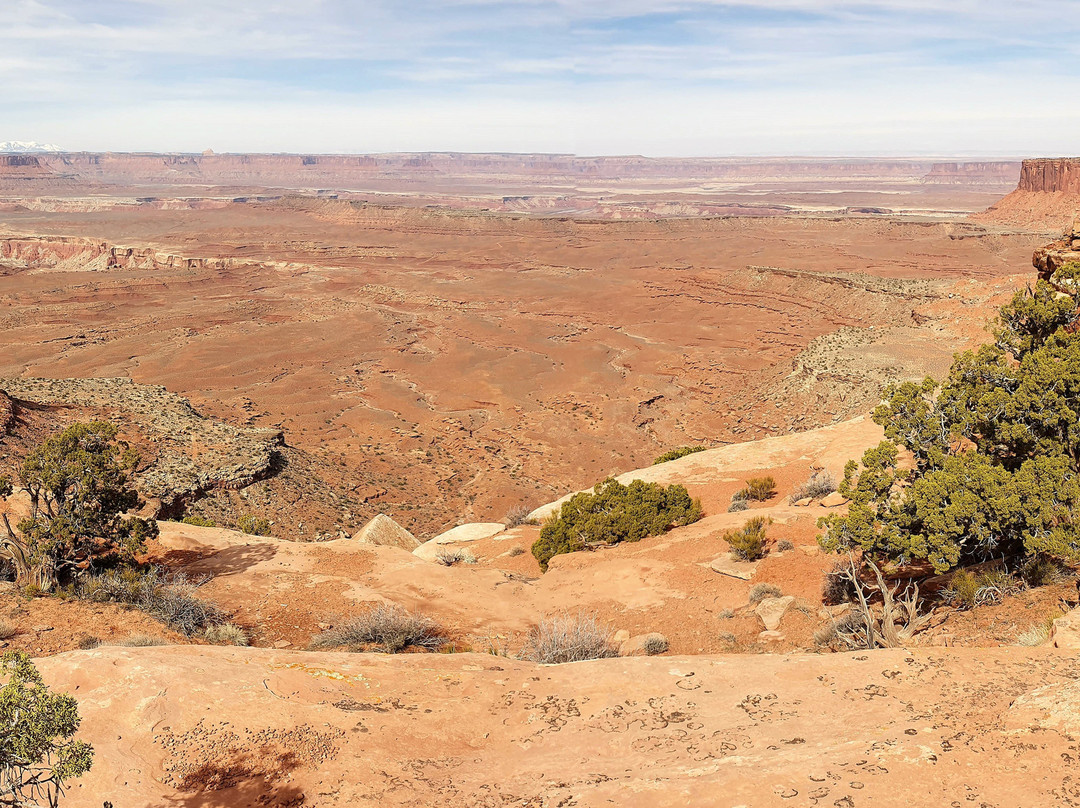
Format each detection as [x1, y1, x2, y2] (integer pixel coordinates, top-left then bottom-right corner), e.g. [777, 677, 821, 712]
[435, 548, 477, 566]
[78, 567, 225, 636]
[790, 470, 837, 502]
[520, 612, 619, 664]
[724, 516, 771, 561]
[652, 445, 707, 465]
[311, 605, 447, 653]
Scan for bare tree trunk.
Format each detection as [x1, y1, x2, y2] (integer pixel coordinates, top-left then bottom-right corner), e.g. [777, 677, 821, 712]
[0, 514, 55, 592]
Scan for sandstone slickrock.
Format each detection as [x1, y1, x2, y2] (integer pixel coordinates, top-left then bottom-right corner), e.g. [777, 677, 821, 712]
[820, 491, 848, 507]
[429, 523, 506, 545]
[708, 553, 758, 580]
[755, 595, 796, 631]
[351, 513, 419, 550]
[39, 646, 1080, 807]
[1051, 606, 1080, 648]
[619, 632, 669, 656]
[413, 523, 506, 561]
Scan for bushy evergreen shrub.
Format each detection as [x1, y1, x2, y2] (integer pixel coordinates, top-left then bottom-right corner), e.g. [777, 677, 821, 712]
[724, 516, 770, 561]
[653, 445, 707, 465]
[531, 478, 702, 571]
[819, 263, 1080, 574]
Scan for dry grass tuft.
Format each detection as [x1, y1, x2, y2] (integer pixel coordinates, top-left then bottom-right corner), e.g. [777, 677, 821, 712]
[311, 604, 447, 653]
[520, 612, 619, 664]
[203, 622, 249, 646]
[748, 582, 782, 604]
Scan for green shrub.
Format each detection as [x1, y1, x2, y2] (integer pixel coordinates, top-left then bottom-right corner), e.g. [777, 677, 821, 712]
[237, 514, 271, 536]
[0, 651, 93, 806]
[531, 478, 702, 571]
[653, 445, 707, 465]
[180, 515, 216, 528]
[744, 476, 776, 501]
[724, 516, 770, 561]
[944, 570, 980, 609]
[944, 568, 1021, 609]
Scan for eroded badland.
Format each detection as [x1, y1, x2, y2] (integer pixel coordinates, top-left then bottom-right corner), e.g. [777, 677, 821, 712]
[3, 154, 1080, 806]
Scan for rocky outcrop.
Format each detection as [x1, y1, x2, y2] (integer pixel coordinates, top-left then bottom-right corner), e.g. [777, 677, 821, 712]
[1033, 219, 1080, 279]
[974, 158, 1080, 232]
[1018, 159, 1080, 195]
[0, 377, 282, 510]
[0, 236, 254, 274]
[351, 514, 419, 550]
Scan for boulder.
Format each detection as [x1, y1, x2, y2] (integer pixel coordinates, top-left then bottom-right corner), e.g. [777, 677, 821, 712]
[708, 553, 758, 580]
[1008, 680, 1080, 734]
[820, 491, 848, 508]
[351, 514, 419, 551]
[429, 523, 505, 545]
[612, 629, 630, 644]
[1052, 607, 1080, 648]
[793, 497, 813, 507]
[619, 633, 669, 657]
[755, 595, 796, 631]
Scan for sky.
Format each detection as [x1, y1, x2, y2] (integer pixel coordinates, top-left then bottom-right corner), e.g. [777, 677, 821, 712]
[2, 0, 1078, 156]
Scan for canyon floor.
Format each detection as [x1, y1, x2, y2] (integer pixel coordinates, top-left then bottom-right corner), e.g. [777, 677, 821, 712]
[2, 155, 1079, 806]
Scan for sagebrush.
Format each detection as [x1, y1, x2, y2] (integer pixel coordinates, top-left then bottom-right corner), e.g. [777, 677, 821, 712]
[78, 567, 224, 635]
[310, 604, 446, 653]
[520, 612, 618, 664]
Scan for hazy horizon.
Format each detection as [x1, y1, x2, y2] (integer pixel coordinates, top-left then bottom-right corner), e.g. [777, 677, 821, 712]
[3, 1, 1078, 157]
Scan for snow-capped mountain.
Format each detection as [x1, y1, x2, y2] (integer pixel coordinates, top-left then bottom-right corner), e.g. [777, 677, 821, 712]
[0, 141, 63, 153]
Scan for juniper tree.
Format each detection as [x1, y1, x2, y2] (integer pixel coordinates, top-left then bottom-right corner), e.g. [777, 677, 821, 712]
[0, 421, 157, 591]
[820, 263, 1080, 573]
[0, 651, 93, 808]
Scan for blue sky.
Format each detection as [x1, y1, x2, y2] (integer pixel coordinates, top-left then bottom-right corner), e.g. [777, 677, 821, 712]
[2, 0, 1078, 155]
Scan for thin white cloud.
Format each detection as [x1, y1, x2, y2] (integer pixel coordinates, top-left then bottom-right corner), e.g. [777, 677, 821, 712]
[2, 0, 1078, 154]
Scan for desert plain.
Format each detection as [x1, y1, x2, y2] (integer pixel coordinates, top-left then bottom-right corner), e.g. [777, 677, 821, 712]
[2, 152, 1080, 806]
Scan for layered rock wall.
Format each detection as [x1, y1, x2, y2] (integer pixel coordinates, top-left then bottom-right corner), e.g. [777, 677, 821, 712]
[1018, 158, 1080, 194]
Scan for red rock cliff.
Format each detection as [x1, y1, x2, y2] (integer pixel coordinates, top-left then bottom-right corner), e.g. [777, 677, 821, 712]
[1018, 158, 1080, 194]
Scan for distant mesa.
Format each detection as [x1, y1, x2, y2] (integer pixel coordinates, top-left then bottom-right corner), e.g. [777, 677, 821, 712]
[974, 157, 1080, 232]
